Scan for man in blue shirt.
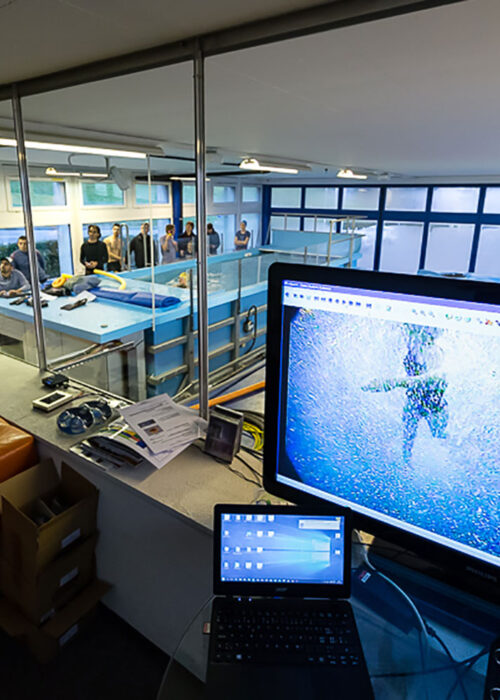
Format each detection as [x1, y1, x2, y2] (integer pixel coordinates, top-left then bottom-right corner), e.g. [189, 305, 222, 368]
[0, 257, 30, 296]
[11, 235, 47, 284]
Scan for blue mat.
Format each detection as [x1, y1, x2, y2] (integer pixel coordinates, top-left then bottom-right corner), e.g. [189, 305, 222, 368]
[93, 288, 181, 309]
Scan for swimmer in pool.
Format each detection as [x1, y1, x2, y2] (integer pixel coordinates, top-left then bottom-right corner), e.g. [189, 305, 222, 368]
[362, 324, 448, 464]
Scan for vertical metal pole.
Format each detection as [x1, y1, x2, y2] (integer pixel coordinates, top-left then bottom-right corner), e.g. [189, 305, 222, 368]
[327, 220, 333, 266]
[147, 155, 156, 331]
[303, 246, 308, 264]
[194, 43, 209, 420]
[11, 87, 47, 370]
[121, 224, 131, 271]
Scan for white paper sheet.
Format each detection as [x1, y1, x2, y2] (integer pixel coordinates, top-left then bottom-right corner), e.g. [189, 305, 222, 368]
[120, 394, 207, 455]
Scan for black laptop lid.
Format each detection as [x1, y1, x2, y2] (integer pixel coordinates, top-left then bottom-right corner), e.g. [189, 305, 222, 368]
[213, 504, 351, 599]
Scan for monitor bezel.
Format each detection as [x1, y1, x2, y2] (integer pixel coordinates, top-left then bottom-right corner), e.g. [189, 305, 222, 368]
[213, 503, 351, 599]
[263, 263, 500, 603]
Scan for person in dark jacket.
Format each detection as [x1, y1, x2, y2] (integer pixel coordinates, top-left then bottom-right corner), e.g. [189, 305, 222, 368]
[11, 235, 47, 284]
[80, 225, 108, 275]
[178, 221, 197, 259]
[207, 223, 220, 255]
[129, 222, 157, 268]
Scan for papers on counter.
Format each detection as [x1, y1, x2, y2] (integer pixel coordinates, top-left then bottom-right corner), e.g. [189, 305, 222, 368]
[120, 394, 207, 459]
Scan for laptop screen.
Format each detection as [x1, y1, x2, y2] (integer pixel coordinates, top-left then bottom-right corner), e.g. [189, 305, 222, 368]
[213, 505, 351, 598]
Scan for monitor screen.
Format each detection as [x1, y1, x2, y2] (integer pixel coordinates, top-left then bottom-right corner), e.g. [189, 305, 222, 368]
[265, 266, 500, 589]
[219, 511, 345, 585]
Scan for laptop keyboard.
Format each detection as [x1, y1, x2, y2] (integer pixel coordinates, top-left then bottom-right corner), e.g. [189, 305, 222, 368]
[210, 600, 363, 667]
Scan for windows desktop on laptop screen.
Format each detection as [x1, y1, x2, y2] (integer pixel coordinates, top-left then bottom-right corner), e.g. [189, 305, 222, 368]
[275, 280, 500, 570]
[220, 513, 345, 585]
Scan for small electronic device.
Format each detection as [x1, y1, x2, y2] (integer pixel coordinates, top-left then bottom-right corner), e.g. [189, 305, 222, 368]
[32, 390, 75, 412]
[42, 373, 69, 389]
[61, 298, 87, 311]
[204, 406, 243, 463]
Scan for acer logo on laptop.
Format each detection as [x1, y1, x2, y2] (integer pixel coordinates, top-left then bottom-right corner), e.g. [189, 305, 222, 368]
[275, 586, 288, 592]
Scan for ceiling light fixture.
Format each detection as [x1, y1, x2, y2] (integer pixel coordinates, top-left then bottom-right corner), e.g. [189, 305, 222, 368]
[169, 176, 210, 181]
[45, 167, 108, 178]
[0, 138, 147, 159]
[336, 168, 368, 180]
[239, 158, 299, 175]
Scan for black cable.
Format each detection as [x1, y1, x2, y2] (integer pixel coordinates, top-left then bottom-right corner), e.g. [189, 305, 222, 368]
[240, 444, 263, 460]
[372, 647, 489, 679]
[444, 642, 487, 700]
[234, 453, 263, 484]
[423, 622, 468, 700]
[192, 443, 261, 487]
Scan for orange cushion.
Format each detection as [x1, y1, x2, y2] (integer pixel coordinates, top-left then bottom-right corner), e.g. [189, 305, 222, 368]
[0, 419, 37, 484]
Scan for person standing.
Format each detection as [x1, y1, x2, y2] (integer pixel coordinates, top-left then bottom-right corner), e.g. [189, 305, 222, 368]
[234, 220, 251, 250]
[0, 257, 30, 296]
[129, 222, 157, 268]
[207, 223, 220, 255]
[11, 235, 48, 284]
[80, 225, 108, 275]
[160, 224, 178, 264]
[104, 223, 124, 272]
[178, 221, 197, 259]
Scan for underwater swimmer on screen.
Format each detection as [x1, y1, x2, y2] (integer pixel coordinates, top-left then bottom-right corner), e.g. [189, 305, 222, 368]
[362, 324, 449, 464]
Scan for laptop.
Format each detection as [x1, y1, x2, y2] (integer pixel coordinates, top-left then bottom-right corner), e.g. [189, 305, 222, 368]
[205, 504, 374, 700]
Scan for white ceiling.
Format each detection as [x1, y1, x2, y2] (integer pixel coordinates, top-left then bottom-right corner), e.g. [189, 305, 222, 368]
[1, 0, 500, 179]
[0, 0, 335, 84]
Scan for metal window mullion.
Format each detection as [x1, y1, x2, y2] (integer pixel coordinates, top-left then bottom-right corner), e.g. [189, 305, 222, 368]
[418, 186, 434, 270]
[468, 185, 486, 273]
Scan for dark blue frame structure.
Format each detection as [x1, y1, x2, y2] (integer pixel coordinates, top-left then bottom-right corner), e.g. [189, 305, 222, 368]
[265, 184, 500, 274]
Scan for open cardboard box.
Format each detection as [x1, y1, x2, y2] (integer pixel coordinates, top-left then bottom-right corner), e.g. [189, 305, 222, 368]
[0, 578, 111, 663]
[0, 459, 98, 579]
[0, 532, 98, 625]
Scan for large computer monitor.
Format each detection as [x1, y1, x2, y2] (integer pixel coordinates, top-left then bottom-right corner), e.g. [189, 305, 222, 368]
[263, 263, 500, 601]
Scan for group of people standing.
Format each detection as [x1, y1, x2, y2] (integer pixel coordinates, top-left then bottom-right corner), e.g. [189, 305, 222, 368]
[79, 220, 252, 274]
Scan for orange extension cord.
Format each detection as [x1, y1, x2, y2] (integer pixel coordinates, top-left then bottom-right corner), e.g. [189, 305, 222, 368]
[191, 380, 265, 410]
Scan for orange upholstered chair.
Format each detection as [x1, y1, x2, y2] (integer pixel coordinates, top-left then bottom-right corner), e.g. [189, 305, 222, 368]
[0, 419, 37, 484]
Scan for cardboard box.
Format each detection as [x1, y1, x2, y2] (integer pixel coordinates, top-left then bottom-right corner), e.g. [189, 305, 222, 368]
[0, 460, 98, 578]
[0, 578, 111, 663]
[0, 532, 98, 624]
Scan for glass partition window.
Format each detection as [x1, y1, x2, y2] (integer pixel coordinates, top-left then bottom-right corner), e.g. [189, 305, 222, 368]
[0, 225, 72, 276]
[82, 182, 124, 206]
[304, 187, 338, 209]
[10, 179, 66, 208]
[385, 187, 427, 211]
[304, 217, 335, 232]
[182, 183, 196, 205]
[483, 187, 500, 214]
[271, 187, 301, 208]
[242, 186, 261, 202]
[344, 220, 377, 270]
[135, 183, 169, 205]
[425, 223, 474, 273]
[475, 225, 500, 276]
[270, 215, 301, 231]
[431, 187, 480, 213]
[241, 213, 260, 246]
[212, 185, 235, 203]
[207, 214, 236, 253]
[342, 187, 380, 210]
[379, 221, 424, 274]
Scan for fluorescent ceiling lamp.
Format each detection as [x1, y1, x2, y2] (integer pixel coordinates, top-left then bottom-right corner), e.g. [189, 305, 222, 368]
[336, 168, 368, 180]
[239, 158, 298, 175]
[0, 138, 146, 159]
[169, 176, 210, 181]
[45, 167, 107, 178]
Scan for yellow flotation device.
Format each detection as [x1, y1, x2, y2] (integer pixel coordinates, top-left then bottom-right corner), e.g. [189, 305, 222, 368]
[51, 270, 126, 290]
